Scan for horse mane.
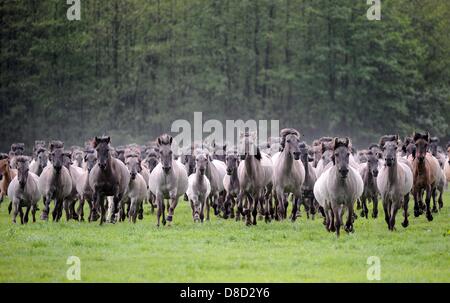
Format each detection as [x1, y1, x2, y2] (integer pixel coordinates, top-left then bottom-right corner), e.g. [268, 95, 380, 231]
[379, 135, 398, 149]
[15, 155, 30, 163]
[319, 137, 333, 143]
[321, 141, 333, 154]
[413, 132, 429, 143]
[157, 134, 173, 146]
[11, 143, 25, 152]
[280, 128, 300, 149]
[333, 137, 350, 150]
[49, 140, 64, 151]
[36, 146, 47, 153]
[124, 149, 140, 159]
[368, 143, 379, 150]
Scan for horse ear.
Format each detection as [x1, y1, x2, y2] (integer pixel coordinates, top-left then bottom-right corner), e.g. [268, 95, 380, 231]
[223, 144, 227, 151]
[425, 132, 430, 143]
[332, 137, 339, 149]
[345, 137, 350, 147]
[395, 134, 399, 141]
[106, 136, 111, 144]
[157, 137, 162, 146]
[169, 136, 173, 145]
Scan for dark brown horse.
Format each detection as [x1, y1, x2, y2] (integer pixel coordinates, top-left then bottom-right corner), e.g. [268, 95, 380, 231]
[411, 132, 440, 221]
[89, 136, 130, 225]
[0, 153, 17, 212]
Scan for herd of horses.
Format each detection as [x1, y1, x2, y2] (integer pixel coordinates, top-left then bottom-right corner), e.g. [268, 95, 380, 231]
[0, 130, 449, 237]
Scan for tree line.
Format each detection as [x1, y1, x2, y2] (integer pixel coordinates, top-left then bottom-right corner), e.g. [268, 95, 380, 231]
[1, 0, 449, 152]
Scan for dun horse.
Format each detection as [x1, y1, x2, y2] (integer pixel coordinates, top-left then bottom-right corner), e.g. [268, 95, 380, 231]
[89, 136, 130, 225]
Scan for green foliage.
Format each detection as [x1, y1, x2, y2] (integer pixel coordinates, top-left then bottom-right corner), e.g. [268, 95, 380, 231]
[1, 0, 449, 150]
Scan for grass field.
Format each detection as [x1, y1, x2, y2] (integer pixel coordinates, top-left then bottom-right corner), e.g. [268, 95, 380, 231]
[0, 192, 449, 282]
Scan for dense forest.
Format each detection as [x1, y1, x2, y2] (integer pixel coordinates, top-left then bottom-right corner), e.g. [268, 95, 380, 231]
[1, 0, 449, 151]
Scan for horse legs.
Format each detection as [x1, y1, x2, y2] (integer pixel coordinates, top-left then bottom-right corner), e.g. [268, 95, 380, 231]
[12, 201, 19, 224]
[64, 199, 71, 221]
[167, 192, 178, 225]
[383, 199, 390, 230]
[276, 190, 285, 221]
[413, 190, 421, 218]
[41, 195, 50, 220]
[291, 196, 299, 222]
[248, 194, 256, 226]
[424, 186, 433, 222]
[389, 203, 399, 231]
[52, 199, 60, 222]
[360, 197, 368, 219]
[156, 194, 164, 227]
[96, 193, 106, 226]
[356, 200, 361, 210]
[223, 194, 231, 219]
[70, 199, 78, 220]
[236, 191, 245, 222]
[31, 204, 36, 223]
[332, 206, 341, 237]
[230, 196, 236, 219]
[372, 195, 379, 218]
[328, 207, 335, 232]
[77, 198, 85, 222]
[438, 187, 443, 209]
[19, 206, 24, 225]
[24, 206, 30, 224]
[206, 196, 211, 221]
[401, 194, 409, 228]
[264, 192, 271, 223]
[8, 201, 12, 214]
[345, 203, 354, 233]
[431, 187, 438, 213]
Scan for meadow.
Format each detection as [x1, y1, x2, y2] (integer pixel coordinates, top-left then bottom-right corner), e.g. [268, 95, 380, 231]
[0, 193, 449, 282]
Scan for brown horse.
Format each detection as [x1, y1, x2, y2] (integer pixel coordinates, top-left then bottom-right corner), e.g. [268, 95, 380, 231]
[0, 153, 17, 212]
[411, 132, 440, 221]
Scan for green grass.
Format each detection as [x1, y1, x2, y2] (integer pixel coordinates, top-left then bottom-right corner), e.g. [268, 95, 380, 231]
[0, 192, 449, 282]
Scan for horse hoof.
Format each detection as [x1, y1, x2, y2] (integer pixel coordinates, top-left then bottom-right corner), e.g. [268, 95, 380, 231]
[414, 210, 421, 217]
[432, 208, 438, 213]
[426, 214, 433, 222]
[401, 221, 409, 228]
[162, 219, 166, 226]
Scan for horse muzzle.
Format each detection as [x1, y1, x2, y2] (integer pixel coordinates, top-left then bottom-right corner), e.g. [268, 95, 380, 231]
[385, 158, 394, 167]
[339, 168, 349, 178]
[130, 172, 137, 180]
[226, 168, 233, 175]
[99, 163, 107, 170]
[162, 166, 171, 174]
